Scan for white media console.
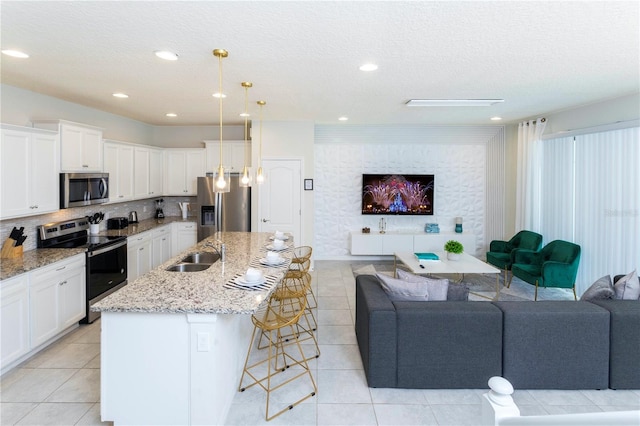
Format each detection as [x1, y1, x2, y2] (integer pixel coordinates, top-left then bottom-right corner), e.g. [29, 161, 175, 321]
[349, 231, 476, 256]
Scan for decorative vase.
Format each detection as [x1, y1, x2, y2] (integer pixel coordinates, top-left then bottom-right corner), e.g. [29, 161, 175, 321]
[447, 252, 461, 261]
[455, 217, 463, 233]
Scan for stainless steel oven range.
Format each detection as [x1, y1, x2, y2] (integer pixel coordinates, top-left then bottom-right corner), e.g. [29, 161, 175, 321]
[37, 217, 127, 323]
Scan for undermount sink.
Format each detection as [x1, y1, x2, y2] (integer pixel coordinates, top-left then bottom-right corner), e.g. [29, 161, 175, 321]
[181, 252, 220, 264]
[166, 263, 212, 273]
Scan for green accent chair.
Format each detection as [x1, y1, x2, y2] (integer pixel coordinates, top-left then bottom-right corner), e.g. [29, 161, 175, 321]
[511, 240, 581, 301]
[486, 230, 543, 288]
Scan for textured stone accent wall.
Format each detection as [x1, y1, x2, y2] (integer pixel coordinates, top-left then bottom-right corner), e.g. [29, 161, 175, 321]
[314, 143, 486, 259]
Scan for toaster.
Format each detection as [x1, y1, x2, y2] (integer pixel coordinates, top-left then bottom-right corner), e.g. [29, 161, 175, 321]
[107, 217, 129, 230]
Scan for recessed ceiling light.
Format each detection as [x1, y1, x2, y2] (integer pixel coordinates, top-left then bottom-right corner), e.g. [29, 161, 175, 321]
[490, 116, 502, 121]
[154, 50, 179, 61]
[212, 92, 227, 98]
[2, 49, 29, 58]
[112, 93, 129, 98]
[359, 63, 378, 71]
[166, 113, 177, 117]
[406, 99, 504, 107]
[338, 116, 349, 121]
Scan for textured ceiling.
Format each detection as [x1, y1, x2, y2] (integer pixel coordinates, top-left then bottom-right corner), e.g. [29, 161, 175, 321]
[1, 1, 638, 126]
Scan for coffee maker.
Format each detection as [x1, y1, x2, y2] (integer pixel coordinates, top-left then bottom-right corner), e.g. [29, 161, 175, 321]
[154, 198, 165, 219]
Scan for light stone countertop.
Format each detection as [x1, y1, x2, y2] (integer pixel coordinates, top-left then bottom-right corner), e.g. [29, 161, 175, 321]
[93, 231, 293, 315]
[0, 216, 193, 281]
[0, 248, 86, 281]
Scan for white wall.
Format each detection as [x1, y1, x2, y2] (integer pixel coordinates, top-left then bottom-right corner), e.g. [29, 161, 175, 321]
[151, 125, 245, 148]
[253, 121, 315, 248]
[1, 84, 153, 143]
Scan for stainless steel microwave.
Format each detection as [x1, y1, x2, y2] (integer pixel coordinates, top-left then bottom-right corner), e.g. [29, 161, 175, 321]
[60, 173, 109, 208]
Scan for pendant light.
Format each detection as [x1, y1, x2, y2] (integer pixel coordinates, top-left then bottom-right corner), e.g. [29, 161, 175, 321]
[239, 82, 252, 187]
[256, 100, 266, 184]
[213, 49, 230, 193]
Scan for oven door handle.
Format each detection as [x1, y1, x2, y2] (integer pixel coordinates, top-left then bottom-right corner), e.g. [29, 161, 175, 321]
[88, 239, 127, 257]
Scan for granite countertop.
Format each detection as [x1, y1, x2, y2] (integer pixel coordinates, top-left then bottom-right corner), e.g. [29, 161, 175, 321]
[93, 231, 293, 315]
[0, 216, 195, 281]
[0, 248, 86, 281]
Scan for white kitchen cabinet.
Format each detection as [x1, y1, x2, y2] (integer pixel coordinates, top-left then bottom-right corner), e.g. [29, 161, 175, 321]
[204, 140, 249, 173]
[127, 231, 153, 281]
[134, 146, 150, 199]
[1, 274, 30, 367]
[152, 225, 173, 268]
[104, 141, 134, 202]
[33, 120, 103, 172]
[30, 254, 86, 348]
[163, 149, 206, 195]
[134, 146, 163, 199]
[173, 222, 197, 255]
[0, 125, 59, 219]
[149, 148, 163, 197]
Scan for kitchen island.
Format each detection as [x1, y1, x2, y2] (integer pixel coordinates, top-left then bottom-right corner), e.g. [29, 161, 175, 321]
[93, 231, 292, 425]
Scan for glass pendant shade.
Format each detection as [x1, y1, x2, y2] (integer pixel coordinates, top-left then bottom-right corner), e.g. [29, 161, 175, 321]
[239, 165, 252, 187]
[214, 164, 230, 193]
[256, 166, 265, 184]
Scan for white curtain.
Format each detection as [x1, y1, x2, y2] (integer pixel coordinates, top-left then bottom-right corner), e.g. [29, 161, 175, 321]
[540, 127, 640, 295]
[515, 118, 547, 231]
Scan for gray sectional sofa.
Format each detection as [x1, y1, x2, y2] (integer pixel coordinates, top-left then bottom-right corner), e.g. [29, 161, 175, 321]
[355, 274, 640, 390]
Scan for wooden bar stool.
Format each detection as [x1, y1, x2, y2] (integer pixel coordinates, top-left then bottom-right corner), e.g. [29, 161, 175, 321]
[239, 293, 317, 421]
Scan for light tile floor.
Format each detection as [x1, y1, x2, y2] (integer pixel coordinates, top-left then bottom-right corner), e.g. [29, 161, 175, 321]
[2, 260, 639, 425]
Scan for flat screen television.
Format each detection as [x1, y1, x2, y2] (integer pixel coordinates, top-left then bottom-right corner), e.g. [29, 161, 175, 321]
[362, 174, 434, 215]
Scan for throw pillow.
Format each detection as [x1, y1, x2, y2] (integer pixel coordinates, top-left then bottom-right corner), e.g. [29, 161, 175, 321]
[375, 273, 429, 301]
[613, 270, 640, 300]
[447, 283, 470, 301]
[396, 269, 450, 301]
[580, 275, 614, 302]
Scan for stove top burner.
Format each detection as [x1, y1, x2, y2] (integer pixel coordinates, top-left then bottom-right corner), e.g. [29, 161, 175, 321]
[37, 217, 126, 251]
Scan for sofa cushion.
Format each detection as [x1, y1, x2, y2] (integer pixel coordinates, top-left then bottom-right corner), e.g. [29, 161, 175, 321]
[395, 269, 449, 301]
[394, 301, 503, 388]
[580, 275, 615, 302]
[493, 301, 610, 389]
[613, 270, 640, 300]
[589, 299, 640, 389]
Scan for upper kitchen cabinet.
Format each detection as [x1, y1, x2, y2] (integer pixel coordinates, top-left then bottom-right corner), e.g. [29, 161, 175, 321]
[163, 149, 206, 196]
[134, 146, 163, 199]
[204, 140, 249, 174]
[0, 125, 59, 219]
[104, 141, 134, 202]
[33, 120, 103, 172]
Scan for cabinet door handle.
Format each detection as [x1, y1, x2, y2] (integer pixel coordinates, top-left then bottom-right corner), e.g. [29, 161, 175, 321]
[139, 247, 144, 251]
[82, 165, 89, 168]
[56, 266, 67, 271]
[59, 280, 67, 286]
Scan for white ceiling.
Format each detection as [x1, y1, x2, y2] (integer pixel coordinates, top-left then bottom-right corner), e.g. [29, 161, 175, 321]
[1, 1, 638, 127]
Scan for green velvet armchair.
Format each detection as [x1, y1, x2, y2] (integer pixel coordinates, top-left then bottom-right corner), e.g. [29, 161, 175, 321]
[511, 240, 581, 301]
[486, 230, 543, 287]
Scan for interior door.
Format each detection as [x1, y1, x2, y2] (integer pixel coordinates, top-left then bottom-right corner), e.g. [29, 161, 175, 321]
[258, 159, 301, 243]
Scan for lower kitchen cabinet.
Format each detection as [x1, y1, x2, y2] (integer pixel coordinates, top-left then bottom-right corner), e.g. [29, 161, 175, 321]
[30, 254, 86, 348]
[1, 274, 30, 367]
[174, 222, 197, 255]
[152, 225, 173, 268]
[127, 231, 153, 281]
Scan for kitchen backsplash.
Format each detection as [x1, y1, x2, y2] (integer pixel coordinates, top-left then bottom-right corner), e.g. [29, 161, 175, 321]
[0, 196, 195, 252]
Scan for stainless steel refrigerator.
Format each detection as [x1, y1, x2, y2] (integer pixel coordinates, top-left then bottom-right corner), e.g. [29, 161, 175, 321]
[196, 174, 251, 241]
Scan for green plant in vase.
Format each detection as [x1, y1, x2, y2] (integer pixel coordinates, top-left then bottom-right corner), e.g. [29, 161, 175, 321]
[444, 240, 463, 261]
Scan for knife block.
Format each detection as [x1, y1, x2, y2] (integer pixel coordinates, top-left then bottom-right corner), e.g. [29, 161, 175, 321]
[1, 238, 23, 259]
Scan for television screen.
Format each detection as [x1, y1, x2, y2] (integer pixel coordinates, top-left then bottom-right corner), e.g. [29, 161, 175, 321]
[362, 174, 434, 215]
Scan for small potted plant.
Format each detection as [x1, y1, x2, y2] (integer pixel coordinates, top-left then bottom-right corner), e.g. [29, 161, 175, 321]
[444, 240, 464, 261]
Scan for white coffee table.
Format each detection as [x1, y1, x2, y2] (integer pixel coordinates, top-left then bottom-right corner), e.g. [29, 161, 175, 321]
[394, 251, 501, 300]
